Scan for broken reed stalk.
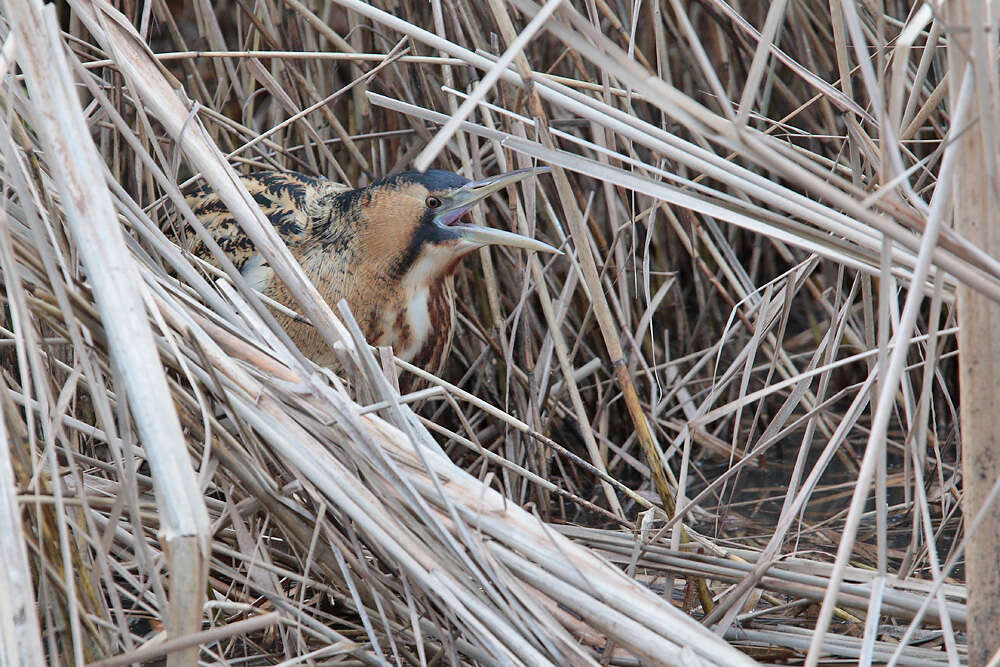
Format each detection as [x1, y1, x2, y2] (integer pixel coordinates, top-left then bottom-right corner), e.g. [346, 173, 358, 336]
[0, 363, 46, 665]
[948, 2, 1000, 663]
[6, 1, 210, 664]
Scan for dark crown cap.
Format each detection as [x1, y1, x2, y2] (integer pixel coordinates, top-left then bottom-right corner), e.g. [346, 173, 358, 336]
[372, 169, 470, 192]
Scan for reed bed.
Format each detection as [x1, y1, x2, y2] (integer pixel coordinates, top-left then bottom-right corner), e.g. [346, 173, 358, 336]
[0, 0, 983, 664]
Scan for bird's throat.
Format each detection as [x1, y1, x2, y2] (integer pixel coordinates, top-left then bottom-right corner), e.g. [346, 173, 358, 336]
[376, 275, 455, 377]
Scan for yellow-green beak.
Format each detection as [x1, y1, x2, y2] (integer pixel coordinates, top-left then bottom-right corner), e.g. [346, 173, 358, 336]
[434, 167, 561, 254]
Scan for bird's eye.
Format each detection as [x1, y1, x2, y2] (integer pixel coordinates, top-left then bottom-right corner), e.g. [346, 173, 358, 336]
[425, 196, 442, 209]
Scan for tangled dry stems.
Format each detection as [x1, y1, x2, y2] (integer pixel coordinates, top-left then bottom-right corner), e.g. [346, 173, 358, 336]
[0, 0, 981, 665]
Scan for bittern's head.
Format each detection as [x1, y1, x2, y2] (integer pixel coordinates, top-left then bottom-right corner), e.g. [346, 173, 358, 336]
[353, 167, 559, 282]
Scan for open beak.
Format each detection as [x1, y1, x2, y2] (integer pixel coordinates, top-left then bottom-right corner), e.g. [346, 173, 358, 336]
[434, 167, 561, 254]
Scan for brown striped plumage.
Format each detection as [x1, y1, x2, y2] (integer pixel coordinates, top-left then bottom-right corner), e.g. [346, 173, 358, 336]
[184, 168, 556, 381]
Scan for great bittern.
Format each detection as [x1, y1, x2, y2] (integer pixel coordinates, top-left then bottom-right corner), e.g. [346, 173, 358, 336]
[186, 167, 557, 376]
